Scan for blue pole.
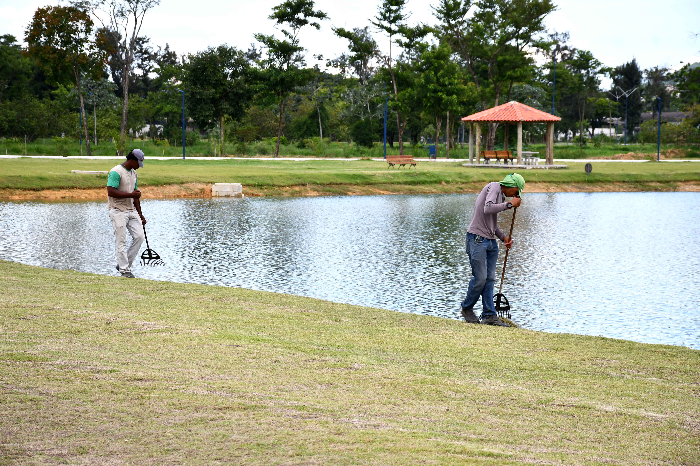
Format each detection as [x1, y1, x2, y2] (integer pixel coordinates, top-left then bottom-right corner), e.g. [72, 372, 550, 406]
[624, 94, 628, 145]
[79, 106, 83, 148]
[552, 54, 556, 115]
[657, 97, 661, 162]
[383, 98, 387, 159]
[180, 90, 185, 160]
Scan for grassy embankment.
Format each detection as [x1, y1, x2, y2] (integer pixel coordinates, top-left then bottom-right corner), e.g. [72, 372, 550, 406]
[1, 259, 698, 464]
[2, 136, 699, 159]
[2, 156, 700, 200]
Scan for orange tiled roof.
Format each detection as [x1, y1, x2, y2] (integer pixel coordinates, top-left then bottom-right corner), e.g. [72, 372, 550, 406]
[461, 101, 561, 123]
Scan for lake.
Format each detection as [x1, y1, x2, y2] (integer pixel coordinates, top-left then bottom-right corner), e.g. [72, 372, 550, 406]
[1, 192, 698, 349]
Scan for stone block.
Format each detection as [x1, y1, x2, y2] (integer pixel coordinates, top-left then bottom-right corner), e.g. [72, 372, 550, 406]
[212, 183, 244, 198]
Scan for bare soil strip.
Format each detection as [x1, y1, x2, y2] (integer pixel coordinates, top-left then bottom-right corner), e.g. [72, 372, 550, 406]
[2, 181, 699, 201]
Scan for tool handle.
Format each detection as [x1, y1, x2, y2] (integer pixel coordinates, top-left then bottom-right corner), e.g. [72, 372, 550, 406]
[498, 207, 517, 294]
[142, 224, 151, 251]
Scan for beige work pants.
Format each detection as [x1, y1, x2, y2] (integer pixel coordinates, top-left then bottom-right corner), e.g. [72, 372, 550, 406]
[109, 209, 144, 273]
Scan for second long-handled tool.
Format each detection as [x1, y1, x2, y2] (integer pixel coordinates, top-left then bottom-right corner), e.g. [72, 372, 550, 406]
[494, 205, 517, 320]
[140, 224, 164, 266]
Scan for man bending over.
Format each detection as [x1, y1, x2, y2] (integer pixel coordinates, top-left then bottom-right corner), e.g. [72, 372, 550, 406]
[460, 173, 524, 326]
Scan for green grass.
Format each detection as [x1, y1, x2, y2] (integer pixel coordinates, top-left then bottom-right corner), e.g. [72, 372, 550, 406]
[1, 157, 700, 194]
[1, 259, 698, 464]
[2, 137, 690, 160]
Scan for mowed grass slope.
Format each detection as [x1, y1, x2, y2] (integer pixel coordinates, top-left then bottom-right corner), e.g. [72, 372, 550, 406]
[1, 157, 700, 194]
[1, 260, 698, 465]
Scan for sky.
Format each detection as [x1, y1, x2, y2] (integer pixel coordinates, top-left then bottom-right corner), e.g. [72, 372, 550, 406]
[2, 0, 699, 85]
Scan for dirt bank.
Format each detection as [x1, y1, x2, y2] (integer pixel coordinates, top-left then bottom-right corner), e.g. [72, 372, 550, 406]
[2, 181, 700, 201]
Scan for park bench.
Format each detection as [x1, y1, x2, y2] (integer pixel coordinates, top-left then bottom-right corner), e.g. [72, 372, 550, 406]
[481, 150, 515, 164]
[386, 155, 418, 169]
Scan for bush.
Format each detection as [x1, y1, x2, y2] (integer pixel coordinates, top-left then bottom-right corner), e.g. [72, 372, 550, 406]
[351, 119, 375, 148]
[687, 150, 700, 158]
[53, 136, 69, 157]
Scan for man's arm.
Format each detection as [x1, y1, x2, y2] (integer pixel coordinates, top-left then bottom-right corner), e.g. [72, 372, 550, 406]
[107, 186, 140, 198]
[483, 185, 510, 215]
[134, 196, 146, 225]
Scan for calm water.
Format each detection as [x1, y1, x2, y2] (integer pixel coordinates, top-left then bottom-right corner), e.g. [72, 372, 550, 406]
[1, 193, 699, 349]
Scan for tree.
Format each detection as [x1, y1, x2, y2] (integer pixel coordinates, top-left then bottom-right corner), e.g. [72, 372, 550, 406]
[417, 43, 474, 158]
[0, 35, 32, 110]
[434, 0, 555, 149]
[183, 45, 252, 155]
[567, 50, 605, 146]
[25, 5, 108, 155]
[370, 0, 418, 155]
[76, 0, 161, 155]
[254, 0, 328, 157]
[643, 66, 672, 117]
[611, 59, 643, 134]
[672, 63, 700, 108]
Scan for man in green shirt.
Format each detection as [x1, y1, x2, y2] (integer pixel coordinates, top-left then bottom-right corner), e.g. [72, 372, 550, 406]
[107, 149, 146, 278]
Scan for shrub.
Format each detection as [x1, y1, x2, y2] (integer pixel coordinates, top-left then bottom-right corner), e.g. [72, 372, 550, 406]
[351, 119, 375, 148]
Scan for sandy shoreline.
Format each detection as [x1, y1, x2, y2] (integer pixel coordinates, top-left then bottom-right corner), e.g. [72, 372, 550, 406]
[1, 181, 700, 201]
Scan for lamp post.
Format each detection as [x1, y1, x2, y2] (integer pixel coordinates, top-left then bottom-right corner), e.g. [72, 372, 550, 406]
[179, 89, 185, 160]
[617, 86, 638, 145]
[607, 89, 623, 143]
[552, 53, 556, 115]
[657, 96, 661, 162]
[383, 98, 387, 159]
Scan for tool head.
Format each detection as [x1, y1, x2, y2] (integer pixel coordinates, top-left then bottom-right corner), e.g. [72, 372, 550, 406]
[493, 293, 511, 320]
[140, 248, 164, 266]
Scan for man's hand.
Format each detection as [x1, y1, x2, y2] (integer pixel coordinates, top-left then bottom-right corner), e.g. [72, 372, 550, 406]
[503, 235, 514, 249]
[510, 197, 521, 208]
[140, 215, 147, 225]
[131, 189, 141, 199]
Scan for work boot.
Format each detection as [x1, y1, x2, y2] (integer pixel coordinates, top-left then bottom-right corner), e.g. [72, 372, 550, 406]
[480, 314, 509, 327]
[120, 271, 135, 278]
[461, 308, 480, 324]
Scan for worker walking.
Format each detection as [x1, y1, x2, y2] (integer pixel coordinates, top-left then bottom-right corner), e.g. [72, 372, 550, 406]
[107, 149, 146, 278]
[460, 173, 524, 326]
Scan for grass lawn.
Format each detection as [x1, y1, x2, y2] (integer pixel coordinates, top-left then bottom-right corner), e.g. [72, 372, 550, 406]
[1, 157, 700, 197]
[1, 259, 698, 464]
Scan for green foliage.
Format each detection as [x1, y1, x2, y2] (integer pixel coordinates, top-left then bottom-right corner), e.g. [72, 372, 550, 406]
[351, 119, 376, 148]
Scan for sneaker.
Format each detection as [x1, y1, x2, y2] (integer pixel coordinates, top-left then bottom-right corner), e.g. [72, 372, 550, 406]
[481, 314, 509, 327]
[120, 271, 135, 278]
[460, 308, 480, 324]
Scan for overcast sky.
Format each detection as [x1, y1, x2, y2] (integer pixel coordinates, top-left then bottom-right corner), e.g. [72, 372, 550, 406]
[2, 0, 699, 84]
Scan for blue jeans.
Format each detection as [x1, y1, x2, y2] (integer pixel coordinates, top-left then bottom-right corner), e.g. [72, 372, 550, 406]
[461, 233, 499, 318]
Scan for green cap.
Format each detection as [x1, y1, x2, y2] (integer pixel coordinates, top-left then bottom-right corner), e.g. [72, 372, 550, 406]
[499, 173, 525, 195]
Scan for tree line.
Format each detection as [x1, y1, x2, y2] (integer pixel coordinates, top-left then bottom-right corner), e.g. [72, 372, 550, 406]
[1, 0, 699, 157]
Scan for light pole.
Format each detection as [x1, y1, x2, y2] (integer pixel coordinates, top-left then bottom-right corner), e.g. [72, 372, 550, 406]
[383, 98, 387, 159]
[552, 53, 556, 115]
[607, 89, 623, 143]
[617, 86, 638, 145]
[657, 96, 661, 162]
[179, 89, 185, 160]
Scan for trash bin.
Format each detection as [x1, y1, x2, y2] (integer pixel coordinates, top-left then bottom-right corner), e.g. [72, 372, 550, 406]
[428, 144, 436, 158]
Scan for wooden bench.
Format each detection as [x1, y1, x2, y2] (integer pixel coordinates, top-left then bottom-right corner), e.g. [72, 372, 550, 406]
[386, 155, 418, 169]
[481, 150, 515, 164]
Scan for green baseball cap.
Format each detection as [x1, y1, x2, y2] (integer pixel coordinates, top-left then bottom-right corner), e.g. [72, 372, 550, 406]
[499, 173, 525, 195]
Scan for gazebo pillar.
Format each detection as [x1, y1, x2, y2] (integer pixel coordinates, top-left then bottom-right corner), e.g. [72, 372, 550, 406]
[468, 123, 474, 163]
[504, 123, 509, 151]
[546, 122, 555, 165]
[517, 122, 523, 164]
[475, 124, 482, 164]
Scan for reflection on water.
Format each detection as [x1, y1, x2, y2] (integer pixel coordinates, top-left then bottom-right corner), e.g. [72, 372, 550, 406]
[1, 193, 699, 349]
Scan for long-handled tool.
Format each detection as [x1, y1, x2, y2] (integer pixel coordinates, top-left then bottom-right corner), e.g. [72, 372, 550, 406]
[494, 205, 517, 319]
[140, 224, 164, 266]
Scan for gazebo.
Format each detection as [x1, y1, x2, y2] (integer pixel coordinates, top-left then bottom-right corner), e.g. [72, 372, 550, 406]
[461, 101, 561, 165]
